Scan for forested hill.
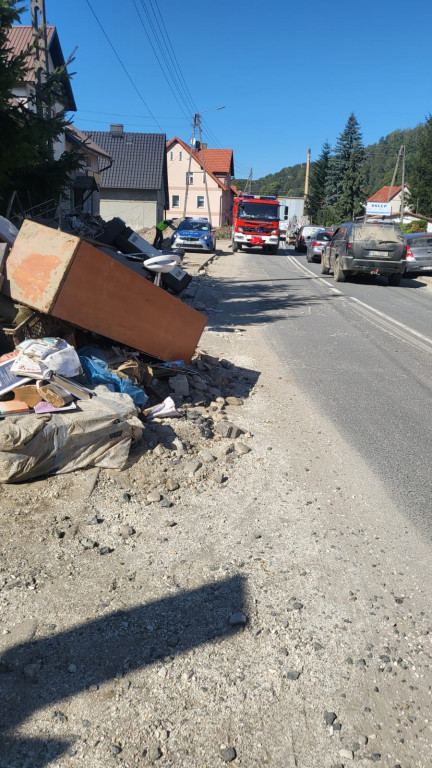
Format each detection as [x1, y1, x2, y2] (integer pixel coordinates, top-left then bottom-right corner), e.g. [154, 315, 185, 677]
[233, 123, 423, 197]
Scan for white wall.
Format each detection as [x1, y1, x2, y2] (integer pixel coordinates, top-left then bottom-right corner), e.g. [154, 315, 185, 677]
[100, 189, 160, 231]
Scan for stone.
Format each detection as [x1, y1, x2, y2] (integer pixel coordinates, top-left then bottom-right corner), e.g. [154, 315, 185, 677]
[24, 662, 41, 680]
[166, 479, 180, 492]
[122, 492, 132, 502]
[199, 450, 216, 463]
[160, 498, 173, 508]
[235, 442, 251, 455]
[229, 612, 247, 626]
[147, 491, 162, 503]
[286, 669, 301, 680]
[325, 712, 337, 725]
[339, 748, 354, 760]
[119, 524, 135, 538]
[153, 445, 165, 457]
[169, 374, 189, 397]
[148, 746, 162, 761]
[220, 746, 236, 762]
[213, 472, 225, 484]
[80, 538, 97, 550]
[215, 421, 243, 439]
[185, 459, 202, 475]
[225, 396, 243, 406]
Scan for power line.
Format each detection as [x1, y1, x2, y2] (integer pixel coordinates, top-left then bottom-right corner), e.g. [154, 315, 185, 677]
[84, 0, 164, 132]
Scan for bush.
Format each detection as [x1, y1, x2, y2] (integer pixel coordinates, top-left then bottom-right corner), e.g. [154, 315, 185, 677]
[215, 224, 231, 240]
[401, 219, 427, 233]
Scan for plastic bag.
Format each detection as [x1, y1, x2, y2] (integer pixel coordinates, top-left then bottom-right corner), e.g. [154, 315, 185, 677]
[78, 346, 148, 409]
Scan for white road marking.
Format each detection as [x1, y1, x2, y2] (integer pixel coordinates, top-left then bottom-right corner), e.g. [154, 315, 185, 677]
[285, 251, 432, 353]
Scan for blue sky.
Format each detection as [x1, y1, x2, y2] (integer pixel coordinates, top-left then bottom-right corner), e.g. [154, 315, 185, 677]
[20, 0, 432, 180]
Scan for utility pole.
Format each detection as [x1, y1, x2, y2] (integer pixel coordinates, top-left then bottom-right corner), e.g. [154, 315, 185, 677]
[196, 114, 212, 227]
[400, 145, 406, 225]
[387, 145, 403, 205]
[244, 168, 253, 194]
[31, 0, 49, 115]
[304, 148, 311, 203]
[182, 115, 197, 220]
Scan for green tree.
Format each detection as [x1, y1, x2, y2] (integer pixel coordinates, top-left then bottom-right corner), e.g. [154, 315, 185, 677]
[305, 140, 330, 224]
[325, 113, 365, 218]
[408, 115, 432, 217]
[0, 0, 81, 216]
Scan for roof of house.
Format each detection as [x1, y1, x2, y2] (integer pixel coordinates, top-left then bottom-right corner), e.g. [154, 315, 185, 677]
[66, 125, 111, 159]
[368, 185, 403, 203]
[195, 148, 234, 176]
[166, 137, 233, 191]
[6, 25, 76, 111]
[85, 130, 167, 191]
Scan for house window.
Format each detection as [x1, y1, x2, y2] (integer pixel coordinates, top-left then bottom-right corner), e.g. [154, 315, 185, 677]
[197, 195, 205, 209]
[179, 151, 182, 161]
[170, 151, 173, 161]
[186, 172, 194, 185]
[172, 194, 180, 208]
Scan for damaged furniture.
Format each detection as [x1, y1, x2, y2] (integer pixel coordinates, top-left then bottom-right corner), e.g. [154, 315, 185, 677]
[2, 220, 206, 364]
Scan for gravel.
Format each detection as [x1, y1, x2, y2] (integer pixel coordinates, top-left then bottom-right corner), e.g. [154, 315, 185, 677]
[0, 247, 431, 767]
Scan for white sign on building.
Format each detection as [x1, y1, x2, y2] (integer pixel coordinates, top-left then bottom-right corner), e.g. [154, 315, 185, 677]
[366, 201, 392, 216]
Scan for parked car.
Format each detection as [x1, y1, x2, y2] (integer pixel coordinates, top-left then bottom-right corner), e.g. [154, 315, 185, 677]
[170, 217, 216, 252]
[295, 225, 322, 252]
[306, 230, 333, 263]
[320, 221, 407, 285]
[404, 232, 432, 277]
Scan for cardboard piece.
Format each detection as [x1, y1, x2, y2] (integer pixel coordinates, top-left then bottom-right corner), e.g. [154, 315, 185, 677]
[4, 220, 207, 364]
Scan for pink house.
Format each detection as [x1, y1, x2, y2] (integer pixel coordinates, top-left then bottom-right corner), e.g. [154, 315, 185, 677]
[166, 137, 234, 227]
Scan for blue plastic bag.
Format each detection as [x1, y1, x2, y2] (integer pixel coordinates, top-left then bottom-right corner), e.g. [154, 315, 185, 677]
[78, 346, 148, 409]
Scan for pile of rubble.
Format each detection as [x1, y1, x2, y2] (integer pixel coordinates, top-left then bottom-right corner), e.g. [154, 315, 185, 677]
[0, 211, 252, 487]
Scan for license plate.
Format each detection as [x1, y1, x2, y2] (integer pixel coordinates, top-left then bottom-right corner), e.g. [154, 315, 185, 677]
[369, 250, 388, 257]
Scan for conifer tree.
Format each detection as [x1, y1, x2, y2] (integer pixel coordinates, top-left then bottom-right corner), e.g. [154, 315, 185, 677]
[325, 113, 365, 219]
[0, 0, 81, 216]
[408, 115, 432, 217]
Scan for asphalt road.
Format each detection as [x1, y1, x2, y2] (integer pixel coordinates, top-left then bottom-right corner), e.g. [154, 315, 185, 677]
[217, 242, 432, 538]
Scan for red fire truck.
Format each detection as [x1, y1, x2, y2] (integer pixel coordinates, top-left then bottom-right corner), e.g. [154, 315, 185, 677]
[231, 194, 280, 254]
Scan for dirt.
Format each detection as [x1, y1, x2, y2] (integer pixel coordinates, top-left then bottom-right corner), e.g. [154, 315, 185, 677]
[0, 243, 431, 768]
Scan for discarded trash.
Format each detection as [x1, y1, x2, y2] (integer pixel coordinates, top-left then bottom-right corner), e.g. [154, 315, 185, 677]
[143, 396, 182, 420]
[78, 346, 148, 409]
[0, 390, 142, 483]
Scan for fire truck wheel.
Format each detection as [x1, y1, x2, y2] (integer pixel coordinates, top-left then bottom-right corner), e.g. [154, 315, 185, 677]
[232, 242, 239, 252]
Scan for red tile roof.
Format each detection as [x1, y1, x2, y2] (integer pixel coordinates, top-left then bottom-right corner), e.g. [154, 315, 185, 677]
[368, 186, 402, 203]
[195, 148, 233, 175]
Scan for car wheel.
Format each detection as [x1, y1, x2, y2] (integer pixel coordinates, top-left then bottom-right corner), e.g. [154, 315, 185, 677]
[388, 272, 402, 286]
[406, 271, 419, 279]
[232, 242, 238, 252]
[333, 257, 346, 282]
[320, 257, 330, 274]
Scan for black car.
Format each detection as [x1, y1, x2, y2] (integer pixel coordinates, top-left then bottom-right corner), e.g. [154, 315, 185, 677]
[320, 221, 407, 285]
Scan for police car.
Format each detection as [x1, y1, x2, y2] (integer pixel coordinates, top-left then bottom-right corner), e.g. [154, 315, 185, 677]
[170, 218, 216, 253]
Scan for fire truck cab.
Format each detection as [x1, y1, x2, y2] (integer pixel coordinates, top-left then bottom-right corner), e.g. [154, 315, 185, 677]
[231, 194, 280, 254]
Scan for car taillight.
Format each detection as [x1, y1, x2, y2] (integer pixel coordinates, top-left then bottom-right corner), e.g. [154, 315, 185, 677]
[405, 244, 414, 260]
[347, 242, 353, 251]
[300, 236, 304, 242]
[311, 241, 321, 246]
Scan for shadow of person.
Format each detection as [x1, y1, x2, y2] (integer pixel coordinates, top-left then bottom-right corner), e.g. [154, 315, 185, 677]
[0, 574, 245, 766]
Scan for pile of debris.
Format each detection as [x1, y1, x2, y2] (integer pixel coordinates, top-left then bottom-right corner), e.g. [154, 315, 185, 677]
[0, 212, 218, 484]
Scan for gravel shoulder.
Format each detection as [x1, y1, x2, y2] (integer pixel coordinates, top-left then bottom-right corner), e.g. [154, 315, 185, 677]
[0, 243, 431, 768]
